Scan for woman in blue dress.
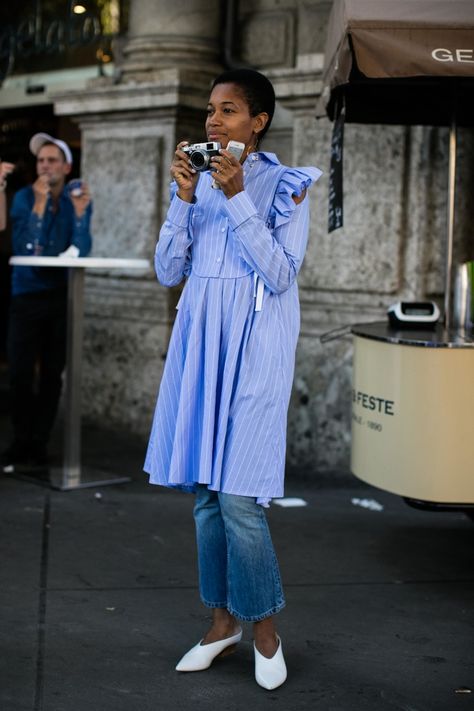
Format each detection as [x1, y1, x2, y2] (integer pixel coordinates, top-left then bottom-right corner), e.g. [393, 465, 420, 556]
[144, 68, 322, 690]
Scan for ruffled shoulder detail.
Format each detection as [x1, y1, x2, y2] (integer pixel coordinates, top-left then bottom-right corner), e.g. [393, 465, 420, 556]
[271, 165, 323, 231]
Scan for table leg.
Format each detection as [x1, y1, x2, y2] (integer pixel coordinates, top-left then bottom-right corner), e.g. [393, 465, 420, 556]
[62, 266, 84, 487]
[50, 268, 131, 491]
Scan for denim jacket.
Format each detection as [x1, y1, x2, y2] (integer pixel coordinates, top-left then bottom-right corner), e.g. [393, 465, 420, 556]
[10, 185, 93, 295]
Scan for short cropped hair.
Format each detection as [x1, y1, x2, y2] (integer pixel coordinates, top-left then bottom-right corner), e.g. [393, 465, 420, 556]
[211, 69, 276, 142]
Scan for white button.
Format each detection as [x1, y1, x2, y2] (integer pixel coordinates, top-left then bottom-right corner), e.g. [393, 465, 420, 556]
[221, 227, 225, 232]
[216, 258, 221, 262]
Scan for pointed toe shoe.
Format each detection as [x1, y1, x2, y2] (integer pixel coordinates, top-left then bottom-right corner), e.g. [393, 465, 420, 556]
[254, 636, 287, 690]
[176, 628, 243, 672]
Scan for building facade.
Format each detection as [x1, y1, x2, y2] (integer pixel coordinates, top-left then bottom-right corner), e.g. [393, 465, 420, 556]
[1, 0, 472, 477]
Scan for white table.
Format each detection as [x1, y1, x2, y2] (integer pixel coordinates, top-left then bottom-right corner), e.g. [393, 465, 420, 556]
[9, 256, 150, 490]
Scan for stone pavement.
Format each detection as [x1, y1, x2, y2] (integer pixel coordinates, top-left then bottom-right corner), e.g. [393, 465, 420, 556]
[0, 421, 473, 711]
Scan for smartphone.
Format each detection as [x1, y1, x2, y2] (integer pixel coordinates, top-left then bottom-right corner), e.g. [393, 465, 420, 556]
[211, 140, 246, 189]
[226, 140, 245, 162]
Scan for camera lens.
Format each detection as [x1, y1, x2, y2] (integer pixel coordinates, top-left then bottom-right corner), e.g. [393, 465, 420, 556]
[190, 150, 209, 171]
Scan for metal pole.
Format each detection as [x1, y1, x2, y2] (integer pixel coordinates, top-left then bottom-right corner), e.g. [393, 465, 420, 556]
[62, 268, 84, 489]
[444, 117, 457, 331]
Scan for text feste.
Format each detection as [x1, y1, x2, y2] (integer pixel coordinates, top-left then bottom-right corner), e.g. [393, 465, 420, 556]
[352, 389, 395, 416]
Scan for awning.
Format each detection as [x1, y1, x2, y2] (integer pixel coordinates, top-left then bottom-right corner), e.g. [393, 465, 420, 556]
[317, 0, 474, 125]
[318, 0, 474, 326]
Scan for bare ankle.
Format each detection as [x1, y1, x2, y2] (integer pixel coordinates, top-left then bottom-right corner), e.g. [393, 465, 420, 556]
[202, 609, 240, 644]
[253, 618, 278, 658]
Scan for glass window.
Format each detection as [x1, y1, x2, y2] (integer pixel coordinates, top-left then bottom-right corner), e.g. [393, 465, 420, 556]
[0, 0, 129, 79]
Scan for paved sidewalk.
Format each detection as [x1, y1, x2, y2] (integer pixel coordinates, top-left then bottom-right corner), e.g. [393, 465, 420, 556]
[0, 423, 473, 711]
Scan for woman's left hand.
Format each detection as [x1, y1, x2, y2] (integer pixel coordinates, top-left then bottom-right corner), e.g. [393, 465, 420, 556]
[210, 149, 244, 199]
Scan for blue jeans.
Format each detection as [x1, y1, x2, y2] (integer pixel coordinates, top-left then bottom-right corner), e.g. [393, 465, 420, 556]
[193, 486, 285, 622]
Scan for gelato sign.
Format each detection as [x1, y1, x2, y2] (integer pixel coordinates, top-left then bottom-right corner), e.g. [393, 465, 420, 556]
[432, 48, 474, 63]
[0, 0, 102, 80]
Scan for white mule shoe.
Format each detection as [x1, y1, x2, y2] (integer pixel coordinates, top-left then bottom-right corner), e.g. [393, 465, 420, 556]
[175, 628, 243, 672]
[254, 636, 287, 690]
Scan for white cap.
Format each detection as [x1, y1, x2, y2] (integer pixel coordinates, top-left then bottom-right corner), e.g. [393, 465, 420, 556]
[29, 132, 73, 165]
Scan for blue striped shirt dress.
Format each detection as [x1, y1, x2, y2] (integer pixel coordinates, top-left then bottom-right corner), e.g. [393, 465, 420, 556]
[144, 151, 322, 506]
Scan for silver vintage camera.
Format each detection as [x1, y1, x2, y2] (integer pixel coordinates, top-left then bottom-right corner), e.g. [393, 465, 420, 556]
[182, 141, 221, 171]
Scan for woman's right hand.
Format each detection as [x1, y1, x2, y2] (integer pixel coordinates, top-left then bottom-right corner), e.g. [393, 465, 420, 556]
[171, 141, 199, 202]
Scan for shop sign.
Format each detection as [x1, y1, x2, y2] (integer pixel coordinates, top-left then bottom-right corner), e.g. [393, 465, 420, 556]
[0, 0, 102, 81]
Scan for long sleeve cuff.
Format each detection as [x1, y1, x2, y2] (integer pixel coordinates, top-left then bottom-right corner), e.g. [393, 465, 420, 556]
[73, 212, 89, 229]
[167, 194, 195, 228]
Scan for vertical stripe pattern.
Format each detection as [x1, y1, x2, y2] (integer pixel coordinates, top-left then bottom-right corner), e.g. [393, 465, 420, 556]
[144, 152, 322, 505]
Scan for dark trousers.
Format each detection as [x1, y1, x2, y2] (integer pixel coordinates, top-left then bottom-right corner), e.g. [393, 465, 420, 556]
[7, 288, 67, 448]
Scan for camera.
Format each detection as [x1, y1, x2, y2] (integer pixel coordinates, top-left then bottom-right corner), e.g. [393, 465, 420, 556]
[182, 142, 221, 171]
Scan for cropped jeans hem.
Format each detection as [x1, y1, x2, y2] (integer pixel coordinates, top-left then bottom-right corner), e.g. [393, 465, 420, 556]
[201, 598, 286, 623]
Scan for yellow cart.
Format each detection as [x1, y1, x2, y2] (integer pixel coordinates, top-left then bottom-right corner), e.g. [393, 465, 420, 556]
[351, 322, 474, 516]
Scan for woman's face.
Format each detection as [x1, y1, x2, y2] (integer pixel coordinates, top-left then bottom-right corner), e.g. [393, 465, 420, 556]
[206, 82, 268, 153]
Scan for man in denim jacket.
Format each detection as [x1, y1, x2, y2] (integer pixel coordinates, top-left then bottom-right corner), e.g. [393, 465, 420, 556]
[2, 133, 93, 472]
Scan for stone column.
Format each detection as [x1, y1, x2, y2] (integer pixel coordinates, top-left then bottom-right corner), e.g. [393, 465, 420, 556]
[121, 0, 222, 79]
[52, 0, 224, 439]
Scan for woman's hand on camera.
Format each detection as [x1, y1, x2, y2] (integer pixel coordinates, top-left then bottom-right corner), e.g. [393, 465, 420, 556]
[210, 149, 244, 199]
[172, 141, 199, 202]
